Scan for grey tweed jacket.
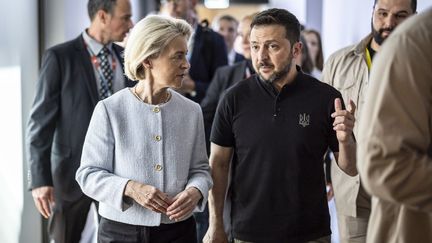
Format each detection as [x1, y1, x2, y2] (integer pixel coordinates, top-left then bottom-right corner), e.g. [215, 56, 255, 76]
[76, 88, 212, 226]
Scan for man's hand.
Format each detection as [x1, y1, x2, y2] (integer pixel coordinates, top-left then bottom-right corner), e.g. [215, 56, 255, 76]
[332, 98, 356, 144]
[31, 186, 55, 218]
[332, 98, 358, 176]
[203, 224, 229, 243]
[166, 187, 202, 221]
[124, 180, 171, 214]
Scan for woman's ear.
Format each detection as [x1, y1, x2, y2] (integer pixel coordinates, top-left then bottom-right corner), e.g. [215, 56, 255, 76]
[143, 59, 152, 69]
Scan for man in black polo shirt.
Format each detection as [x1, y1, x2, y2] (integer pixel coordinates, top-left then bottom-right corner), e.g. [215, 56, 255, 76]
[204, 8, 357, 243]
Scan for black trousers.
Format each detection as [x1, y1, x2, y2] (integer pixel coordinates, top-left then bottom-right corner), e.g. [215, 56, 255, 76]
[98, 216, 197, 243]
[48, 195, 94, 243]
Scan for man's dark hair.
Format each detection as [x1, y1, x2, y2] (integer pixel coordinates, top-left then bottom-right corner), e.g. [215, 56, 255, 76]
[88, 0, 117, 21]
[251, 8, 300, 45]
[373, 0, 417, 13]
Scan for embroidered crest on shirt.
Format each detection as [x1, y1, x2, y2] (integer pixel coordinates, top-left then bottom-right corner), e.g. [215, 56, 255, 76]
[299, 113, 310, 127]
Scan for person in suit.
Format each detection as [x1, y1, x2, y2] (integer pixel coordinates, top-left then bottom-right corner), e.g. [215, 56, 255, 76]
[201, 13, 255, 150]
[26, 0, 133, 242]
[212, 15, 245, 66]
[76, 15, 213, 243]
[160, 0, 228, 103]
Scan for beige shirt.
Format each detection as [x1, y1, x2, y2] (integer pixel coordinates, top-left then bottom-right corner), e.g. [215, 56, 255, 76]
[322, 34, 372, 218]
[358, 8, 432, 243]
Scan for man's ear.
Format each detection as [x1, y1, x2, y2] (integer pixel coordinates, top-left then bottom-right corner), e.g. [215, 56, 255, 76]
[292, 41, 302, 59]
[97, 9, 109, 24]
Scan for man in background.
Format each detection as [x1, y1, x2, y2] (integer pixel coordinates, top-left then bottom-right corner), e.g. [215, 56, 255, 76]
[26, 0, 133, 242]
[212, 15, 245, 65]
[201, 13, 255, 151]
[358, 7, 432, 243]
[160, 0, 227, 103]
[321, 0, 416, 242]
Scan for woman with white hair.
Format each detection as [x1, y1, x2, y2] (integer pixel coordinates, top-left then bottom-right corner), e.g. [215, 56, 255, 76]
[76, 15, 212, 242]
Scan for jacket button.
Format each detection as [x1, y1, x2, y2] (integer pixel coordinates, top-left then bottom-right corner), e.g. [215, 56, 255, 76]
[154, 135, 161, 141]
[153, 107, 160, 113]
[154, 164, 163, 171]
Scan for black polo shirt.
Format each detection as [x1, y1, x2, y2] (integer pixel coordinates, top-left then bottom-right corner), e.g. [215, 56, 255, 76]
[211, 68, 342, 242]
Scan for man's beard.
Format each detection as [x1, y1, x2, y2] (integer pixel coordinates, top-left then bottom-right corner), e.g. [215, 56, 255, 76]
[371, 21, 394, 45]
[258, 60, 292, 83]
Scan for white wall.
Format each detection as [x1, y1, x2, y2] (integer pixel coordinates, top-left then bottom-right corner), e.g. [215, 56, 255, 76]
[322, 0, 431, 60]
[269, 0, 307, 24]
[45, 0, 143, 49]
[322, 0, 372, 60]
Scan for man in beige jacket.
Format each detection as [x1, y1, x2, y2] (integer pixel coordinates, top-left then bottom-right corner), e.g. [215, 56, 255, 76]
[321, 0, 416, 242]
[357, 7, 432, 243]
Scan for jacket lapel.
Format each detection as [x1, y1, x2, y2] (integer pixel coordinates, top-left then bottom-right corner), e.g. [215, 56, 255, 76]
[74, 35, 99, 106]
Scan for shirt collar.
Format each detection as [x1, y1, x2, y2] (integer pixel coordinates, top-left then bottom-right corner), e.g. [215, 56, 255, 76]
[257, 65, 303, 96]
[353, 33, 373, 56]
[227, 49, 236, 65]
[82, 29, 113, 56]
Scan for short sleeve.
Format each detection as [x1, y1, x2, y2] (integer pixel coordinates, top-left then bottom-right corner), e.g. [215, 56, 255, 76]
[210, 92, 235, 147]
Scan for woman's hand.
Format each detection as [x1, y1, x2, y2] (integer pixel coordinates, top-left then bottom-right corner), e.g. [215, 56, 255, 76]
[166, 187, 202, 221]
[124, 180, 171, 214]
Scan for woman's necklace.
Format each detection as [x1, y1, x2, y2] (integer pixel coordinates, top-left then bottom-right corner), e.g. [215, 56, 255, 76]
[132, 85, 170, 105]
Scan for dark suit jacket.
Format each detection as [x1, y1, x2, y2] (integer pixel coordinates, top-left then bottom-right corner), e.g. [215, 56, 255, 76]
[189, 24, 228, 103]
[26, 35, 134, 204]
[201, 60, 249, 150]
[234, 52, 245, 64]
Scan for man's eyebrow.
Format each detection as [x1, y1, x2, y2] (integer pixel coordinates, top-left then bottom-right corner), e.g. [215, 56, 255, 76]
[376, 8, 409, 14]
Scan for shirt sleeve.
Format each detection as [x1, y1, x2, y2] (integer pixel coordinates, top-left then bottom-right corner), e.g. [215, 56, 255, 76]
[26, 49, 61, 189]
[210, 91, 235, 147]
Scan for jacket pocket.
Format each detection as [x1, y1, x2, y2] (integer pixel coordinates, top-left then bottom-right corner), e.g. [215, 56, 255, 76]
[335, 75, 358, 105]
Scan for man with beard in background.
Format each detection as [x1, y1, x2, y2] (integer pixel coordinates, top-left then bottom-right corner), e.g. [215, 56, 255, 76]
[321, 0, 416, 242]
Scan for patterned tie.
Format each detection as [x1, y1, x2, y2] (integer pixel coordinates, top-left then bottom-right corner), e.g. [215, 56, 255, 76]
[98, 46, 113, 99]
